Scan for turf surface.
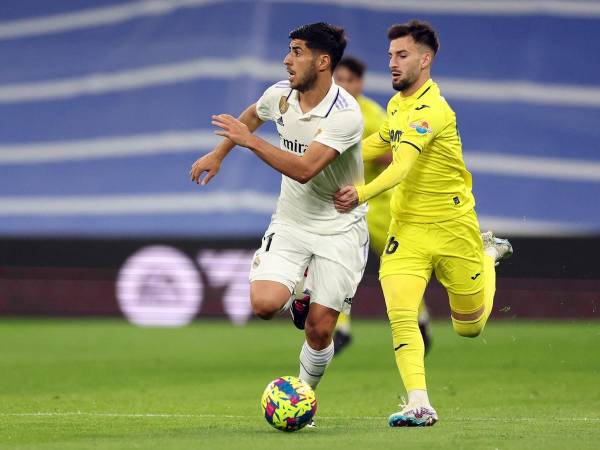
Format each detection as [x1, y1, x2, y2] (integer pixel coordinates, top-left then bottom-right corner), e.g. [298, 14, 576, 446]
[1, 319, 599, 449]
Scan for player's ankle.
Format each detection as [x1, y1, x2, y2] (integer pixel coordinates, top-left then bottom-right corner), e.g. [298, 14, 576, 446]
[408, 389, 430, 406]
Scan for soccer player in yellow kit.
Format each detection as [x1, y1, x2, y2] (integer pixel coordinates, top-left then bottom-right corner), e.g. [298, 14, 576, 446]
[334, 20, 513, 427]
[333, 56, 432, 355]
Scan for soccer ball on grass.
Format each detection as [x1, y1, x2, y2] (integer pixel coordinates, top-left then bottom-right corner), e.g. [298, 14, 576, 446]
[261, 376, 317, 431]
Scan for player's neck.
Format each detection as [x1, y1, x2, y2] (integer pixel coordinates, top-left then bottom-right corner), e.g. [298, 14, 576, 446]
[298, 75, 332, 113]
[401, 72, 431, 98]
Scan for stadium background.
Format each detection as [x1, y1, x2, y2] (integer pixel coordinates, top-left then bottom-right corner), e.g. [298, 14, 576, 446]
[1, 0, 599, 324]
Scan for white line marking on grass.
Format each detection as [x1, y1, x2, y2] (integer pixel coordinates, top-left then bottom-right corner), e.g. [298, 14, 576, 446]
[2, 412, 599, 422]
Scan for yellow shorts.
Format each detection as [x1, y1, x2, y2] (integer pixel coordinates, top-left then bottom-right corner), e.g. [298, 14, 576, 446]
[379, 209, 484, 295]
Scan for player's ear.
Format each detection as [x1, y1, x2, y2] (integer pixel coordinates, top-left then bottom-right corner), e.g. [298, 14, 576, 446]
[317, 53, 331, 72]
[420, 51, 432, 70]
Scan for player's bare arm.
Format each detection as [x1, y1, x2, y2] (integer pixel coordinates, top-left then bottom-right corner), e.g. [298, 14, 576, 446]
[212, 113, 338, 184]
[189, 103, 264, 185]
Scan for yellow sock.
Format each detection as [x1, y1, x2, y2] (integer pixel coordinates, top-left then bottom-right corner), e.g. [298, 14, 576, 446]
[335, 312, 351, 333]
[381, 274, 428, 391]
[449, 254, 496, 337]
[482, 253, 496, 322]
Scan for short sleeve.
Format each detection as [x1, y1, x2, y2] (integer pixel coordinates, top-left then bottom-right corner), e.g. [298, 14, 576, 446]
[313, 109, 363, 154]
[400, 107, 446, 152]
[256, 81, 291, 122]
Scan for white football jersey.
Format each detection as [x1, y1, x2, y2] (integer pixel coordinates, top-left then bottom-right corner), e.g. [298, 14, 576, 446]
[256, 79, 367, 235]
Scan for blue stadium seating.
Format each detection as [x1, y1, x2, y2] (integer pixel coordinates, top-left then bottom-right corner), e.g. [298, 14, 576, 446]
[0, 0, 598, 237]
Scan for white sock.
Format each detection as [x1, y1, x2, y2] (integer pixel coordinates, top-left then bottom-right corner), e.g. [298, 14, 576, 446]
[298, 340, 334, 389]
[408, 389, 430, 406]
[279, 293, 294, 314]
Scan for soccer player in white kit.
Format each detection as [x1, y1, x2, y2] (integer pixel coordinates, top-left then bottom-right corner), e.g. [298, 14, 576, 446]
[190, 23, 368, 398]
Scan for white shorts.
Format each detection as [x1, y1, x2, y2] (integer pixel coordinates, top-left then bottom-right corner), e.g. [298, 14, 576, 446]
[249, 219, 369, 315]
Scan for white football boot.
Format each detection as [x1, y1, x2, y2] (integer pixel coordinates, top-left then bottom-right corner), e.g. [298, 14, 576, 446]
[388, 402, 438, 427]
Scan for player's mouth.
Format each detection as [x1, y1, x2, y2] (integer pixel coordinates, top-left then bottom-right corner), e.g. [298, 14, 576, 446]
[287, 69, 296, 82]
[391, 71, 402, 81]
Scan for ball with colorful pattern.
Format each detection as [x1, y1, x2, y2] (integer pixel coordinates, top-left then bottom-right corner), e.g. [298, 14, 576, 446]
[261, 376, 317, 432]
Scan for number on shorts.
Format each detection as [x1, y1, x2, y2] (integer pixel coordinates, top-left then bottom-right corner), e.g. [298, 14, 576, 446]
[385, 236, 399, 255]
[264, 233, 275, 252]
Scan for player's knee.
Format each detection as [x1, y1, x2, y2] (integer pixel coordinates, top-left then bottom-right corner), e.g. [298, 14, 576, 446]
[452, 319, 484, 338]
[450, 301, 486, 337]
[250, 292, 279, 320]
[387, 307, 419, 333]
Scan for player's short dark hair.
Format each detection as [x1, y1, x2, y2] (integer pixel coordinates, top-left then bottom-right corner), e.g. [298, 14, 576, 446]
[337, 56, 366, 78]
[289, 23, 347, 71]
[387, 20, 439, 55]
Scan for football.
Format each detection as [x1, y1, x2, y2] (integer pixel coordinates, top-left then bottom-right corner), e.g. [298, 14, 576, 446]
[261, 376, 317, 431]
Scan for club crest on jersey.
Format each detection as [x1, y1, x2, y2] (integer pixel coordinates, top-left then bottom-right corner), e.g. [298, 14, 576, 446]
[410, 120, 433, 135]
[279, 96, 289, 114]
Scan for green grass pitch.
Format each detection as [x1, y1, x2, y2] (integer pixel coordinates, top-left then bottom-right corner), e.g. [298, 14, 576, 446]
[1, 318, 599, 449]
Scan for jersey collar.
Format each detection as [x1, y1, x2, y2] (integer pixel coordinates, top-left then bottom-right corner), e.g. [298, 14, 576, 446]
[401, 78, 435, 101]
[287, 79, 340, 118]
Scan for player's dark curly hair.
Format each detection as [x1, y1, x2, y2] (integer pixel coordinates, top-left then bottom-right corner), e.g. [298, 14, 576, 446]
[289, 23, 347, 71]
[337, 56, 367, 78]
[387, 20, 439, 55]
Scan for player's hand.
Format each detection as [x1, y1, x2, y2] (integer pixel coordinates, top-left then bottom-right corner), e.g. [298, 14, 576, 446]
[334, 185, 359, 213]
[212, 114, 252, 147]
[189, 153, 221, 185]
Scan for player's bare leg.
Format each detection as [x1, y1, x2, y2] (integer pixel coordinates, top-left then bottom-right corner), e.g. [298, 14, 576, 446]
[300, 303, 338, 386]
[250, 280, 293, 320]
[298, 303, 339, 428]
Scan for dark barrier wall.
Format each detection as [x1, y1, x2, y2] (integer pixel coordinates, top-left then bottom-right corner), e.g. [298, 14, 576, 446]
[1, 238, 598, 322]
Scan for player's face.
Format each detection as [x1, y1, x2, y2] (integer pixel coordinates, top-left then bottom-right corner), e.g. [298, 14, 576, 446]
[284, 39, 318, 92]
[388, 36, 426, 92]
[333, 66, 363, 98]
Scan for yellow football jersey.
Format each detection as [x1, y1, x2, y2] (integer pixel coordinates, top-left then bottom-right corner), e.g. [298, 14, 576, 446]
[377, 79, 475, 223]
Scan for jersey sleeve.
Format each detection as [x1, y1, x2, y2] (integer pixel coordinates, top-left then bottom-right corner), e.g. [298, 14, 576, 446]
[313, 109, 363, 154]
[399, 106, 446, 153]
[356, 144, 420, 203]
[255, 81, 291, 122]
[362, 131, 390, 162]
[377, 110, 391, 144]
